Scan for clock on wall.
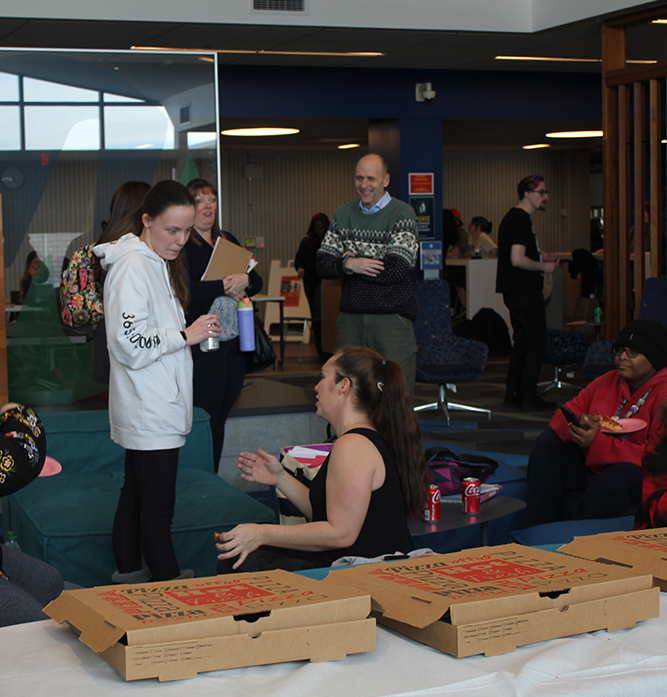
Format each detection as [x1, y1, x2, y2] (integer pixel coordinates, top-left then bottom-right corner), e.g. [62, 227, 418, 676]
[1, 167, 24, 190]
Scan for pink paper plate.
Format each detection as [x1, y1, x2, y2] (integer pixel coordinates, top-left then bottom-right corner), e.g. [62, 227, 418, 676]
[39, 456, 62, 477]
[601, 417, 647, 434]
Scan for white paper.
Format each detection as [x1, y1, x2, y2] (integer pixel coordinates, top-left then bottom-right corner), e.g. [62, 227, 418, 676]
[289, 446, 328, 459]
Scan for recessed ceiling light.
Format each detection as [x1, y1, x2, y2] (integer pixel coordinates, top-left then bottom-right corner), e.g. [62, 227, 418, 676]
[220, 128, 299, 137]
[495, 55, 656, 65]
[522, 143, 550, 150]
[132, 46, 383, 58]
[546, 130, 603, 138]
[651, 19, 667, 23]
[338, 143, 360, 150]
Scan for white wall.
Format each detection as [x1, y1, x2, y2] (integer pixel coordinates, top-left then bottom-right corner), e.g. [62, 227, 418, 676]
[4, 0, 650, 33]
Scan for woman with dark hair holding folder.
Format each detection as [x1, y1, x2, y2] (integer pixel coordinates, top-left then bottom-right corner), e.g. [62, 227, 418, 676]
[183, 179, 263, 471]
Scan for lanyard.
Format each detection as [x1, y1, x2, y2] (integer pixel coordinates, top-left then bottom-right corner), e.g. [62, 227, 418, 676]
[614, 387, 653, 419]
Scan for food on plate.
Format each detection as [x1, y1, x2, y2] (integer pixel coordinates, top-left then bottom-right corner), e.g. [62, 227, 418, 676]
[596, 414, 623, 431]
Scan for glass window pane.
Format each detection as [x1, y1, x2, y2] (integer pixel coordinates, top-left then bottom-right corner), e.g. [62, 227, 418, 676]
[0, 71, 19, 101]
[187, 131, 217, 149]
[24, 77, 99, 103]
[0, 106, 20, 149]
[104, 106, 175, 150]
[103, 93, 145, 103]
[24, 106, 100, 150]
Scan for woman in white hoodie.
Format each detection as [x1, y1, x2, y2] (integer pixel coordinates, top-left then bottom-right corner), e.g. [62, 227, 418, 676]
[96, 180, 221, 583]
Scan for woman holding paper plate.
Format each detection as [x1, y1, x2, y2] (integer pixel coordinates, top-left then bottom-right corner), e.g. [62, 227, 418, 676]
[184, 179, 263, 471]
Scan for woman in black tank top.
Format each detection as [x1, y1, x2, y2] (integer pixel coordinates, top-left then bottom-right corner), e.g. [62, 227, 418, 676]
[216, 346, 429, 573]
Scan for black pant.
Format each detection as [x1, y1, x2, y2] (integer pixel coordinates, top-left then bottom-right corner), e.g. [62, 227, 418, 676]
[503, 292, 548, 401]
[192, 337, 246, 471]
[112, 448, 180, 581]
[216, 546, 324, 574]
[524, 427, 642, 526]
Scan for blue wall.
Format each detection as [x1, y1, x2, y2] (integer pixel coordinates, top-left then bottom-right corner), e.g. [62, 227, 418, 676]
[218, 66, 602, 121]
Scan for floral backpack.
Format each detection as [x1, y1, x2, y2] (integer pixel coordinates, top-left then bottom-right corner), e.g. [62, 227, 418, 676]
[60, 244, 104, 327]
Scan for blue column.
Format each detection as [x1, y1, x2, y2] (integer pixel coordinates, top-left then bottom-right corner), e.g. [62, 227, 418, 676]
[369, 118, 443, 278]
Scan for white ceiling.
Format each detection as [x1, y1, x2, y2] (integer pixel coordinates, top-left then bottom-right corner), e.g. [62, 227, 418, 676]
[1, 1, 665, 150]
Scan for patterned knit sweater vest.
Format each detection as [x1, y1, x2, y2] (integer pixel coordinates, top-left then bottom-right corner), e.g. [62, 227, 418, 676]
[316, 198, 418, 320]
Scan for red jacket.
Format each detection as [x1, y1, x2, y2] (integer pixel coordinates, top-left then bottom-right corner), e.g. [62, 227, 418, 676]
[549, 367, 667, 474]
[634, 422, 667, 529]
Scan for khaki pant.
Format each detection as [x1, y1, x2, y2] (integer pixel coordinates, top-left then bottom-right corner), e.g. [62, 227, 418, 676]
[336, 312, 417, 402]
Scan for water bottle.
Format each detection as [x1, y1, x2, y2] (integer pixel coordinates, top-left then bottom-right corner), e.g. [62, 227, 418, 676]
[4, 530, 21, 551]
[238, 297, 255, 352]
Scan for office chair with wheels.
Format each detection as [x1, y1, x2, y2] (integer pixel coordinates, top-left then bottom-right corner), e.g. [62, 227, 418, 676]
[538, 328, 591, 393]
[413, 278, 491, 426]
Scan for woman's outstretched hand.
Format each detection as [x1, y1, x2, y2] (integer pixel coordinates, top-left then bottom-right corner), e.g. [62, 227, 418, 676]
[238, 448, 283, 487]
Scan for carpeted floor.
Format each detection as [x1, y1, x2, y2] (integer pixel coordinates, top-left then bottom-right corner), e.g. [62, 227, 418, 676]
[235, 346, 594, 466]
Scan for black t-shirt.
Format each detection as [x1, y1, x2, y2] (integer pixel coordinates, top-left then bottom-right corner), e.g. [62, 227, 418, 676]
[495, 207, 543, 296]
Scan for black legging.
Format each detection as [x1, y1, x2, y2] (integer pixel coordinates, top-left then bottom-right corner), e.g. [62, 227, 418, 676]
[112, 448, 180, 581]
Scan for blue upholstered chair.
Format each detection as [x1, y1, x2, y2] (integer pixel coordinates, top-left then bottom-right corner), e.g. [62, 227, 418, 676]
[3, 408, 276, 587]
[538, 328, 591, 393]
[583, 278, 667, 378]
[583, 339, 615, 378]
[413, 278, 490, 426]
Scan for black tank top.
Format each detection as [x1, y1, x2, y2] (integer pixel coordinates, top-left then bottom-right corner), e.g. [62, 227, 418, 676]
[308, 428, 414, 564]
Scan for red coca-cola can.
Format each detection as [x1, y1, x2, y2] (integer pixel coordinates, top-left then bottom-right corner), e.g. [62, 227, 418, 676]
[423, 484, 441, 522]
[462, 477, 481, 514]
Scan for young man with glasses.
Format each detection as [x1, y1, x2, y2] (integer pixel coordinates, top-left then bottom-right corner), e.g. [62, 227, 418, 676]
[496, 174, 560, 410]
[523, 319, 667, 526]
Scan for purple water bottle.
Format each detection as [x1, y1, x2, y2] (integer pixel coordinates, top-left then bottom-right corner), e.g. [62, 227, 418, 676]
[238, 297, 255, 352]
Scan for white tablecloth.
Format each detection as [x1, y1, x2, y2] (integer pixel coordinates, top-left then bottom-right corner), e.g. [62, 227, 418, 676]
[3, 594, 667, 697]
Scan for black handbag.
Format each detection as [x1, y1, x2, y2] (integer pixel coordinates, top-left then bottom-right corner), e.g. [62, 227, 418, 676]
[246, 312, 276, 373]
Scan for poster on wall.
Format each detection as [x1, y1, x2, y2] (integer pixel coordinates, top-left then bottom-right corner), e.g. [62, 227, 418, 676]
[410, 197, 434, 240]
[409, 173, 434, 196]
[280, 276, 302, 307]
[409, 172, 435, 240]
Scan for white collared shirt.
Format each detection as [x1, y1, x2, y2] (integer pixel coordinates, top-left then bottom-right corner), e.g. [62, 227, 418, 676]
[359, 190, 392, 214]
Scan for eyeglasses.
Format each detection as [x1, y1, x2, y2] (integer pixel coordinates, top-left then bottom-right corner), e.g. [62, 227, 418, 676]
[613, 346, 640, 358]
[529, 189, 549, 195]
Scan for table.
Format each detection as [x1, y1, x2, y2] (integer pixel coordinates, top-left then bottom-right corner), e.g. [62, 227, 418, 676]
[3, 592, 667, 697]
[409, 495, 526, 547]
[446, 258, 510, 325]
[566, 319, 603, 341]
[253, 295, 285, 366]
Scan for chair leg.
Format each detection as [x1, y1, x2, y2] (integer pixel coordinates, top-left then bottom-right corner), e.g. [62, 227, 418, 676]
[447, 401, 492, 420]
[298, 319, 310, 364]
[414, 384, 491, 426]
[413, 385, 450, 426]
[538, 365, 582, 393]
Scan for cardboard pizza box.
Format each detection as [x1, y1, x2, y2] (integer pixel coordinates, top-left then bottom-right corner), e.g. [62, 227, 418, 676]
[560, 527, 667, 591]
[45, 570, 375, 681]
[327, 543, 658, 658]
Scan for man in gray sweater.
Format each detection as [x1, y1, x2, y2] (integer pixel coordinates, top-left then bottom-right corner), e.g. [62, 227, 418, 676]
[316, 153, 419, 398]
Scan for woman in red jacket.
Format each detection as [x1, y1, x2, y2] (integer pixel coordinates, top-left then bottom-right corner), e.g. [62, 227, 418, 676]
[635, 411, 667, 529]
[524, 319, 667, 526]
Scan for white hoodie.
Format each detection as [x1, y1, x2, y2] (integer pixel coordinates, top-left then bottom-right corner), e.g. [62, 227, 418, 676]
[95, 233, 192, 450]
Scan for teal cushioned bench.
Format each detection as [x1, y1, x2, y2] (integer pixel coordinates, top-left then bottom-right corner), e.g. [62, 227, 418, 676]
[3, 408, 276, 587]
